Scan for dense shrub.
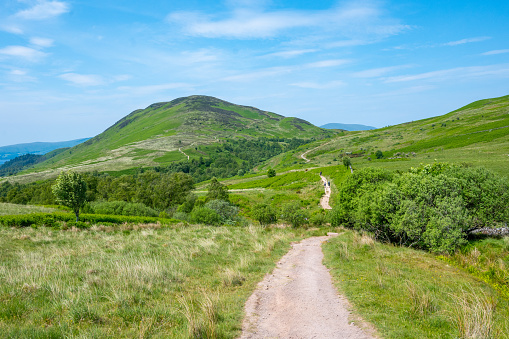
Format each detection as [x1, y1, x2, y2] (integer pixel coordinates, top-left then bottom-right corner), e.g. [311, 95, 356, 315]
[329, 164, 509, 253]
[83, 201, 158, 217]
[280, 202, 309, 228]
[190, 207, 221, 225]
[204, 199, 239, 225]
[0, 212, 175, 227]
[251, 203, 278, 226]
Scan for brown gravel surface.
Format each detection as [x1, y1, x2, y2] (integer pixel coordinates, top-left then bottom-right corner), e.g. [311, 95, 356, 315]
[239, 236, 375, 339]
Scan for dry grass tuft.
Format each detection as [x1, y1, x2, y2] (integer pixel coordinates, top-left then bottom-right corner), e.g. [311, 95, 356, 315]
[405, 281, 437, 316]
[449, 287, 496, 339]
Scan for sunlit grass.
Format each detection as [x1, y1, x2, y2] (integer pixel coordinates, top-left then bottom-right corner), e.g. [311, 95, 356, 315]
[0, 224, 304, 338]
[0, 203, 56, 215]
[323, 229, 509, 338]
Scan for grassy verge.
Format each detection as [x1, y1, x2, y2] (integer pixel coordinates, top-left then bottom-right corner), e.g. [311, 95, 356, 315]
[0, 203, 57, 215]
[323, 229, 509, 338]
[0, 224, 305, 338]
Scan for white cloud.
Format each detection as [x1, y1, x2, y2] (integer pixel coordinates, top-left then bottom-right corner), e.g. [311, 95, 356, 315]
[30, 37, 54, 48]
[352, 65, 411, 78]
[325, 40, 367, 48]
[385, 64, 509, 83]
[291, 80, 345, 89]
[7, 69, 37, 82]
[0, 45, 47, 61]
[266, 49, 317, 58]
[1, 25, 24, 34]
[306, 59, 349, 68]
[117, 83, 193, 96]
[59, 73, 104, 86]
[442, 36, 491, 46]
[167, 2, 408, 39]
[15, 1, 69, 20]
[222, 66, 294, 82]
[482, 49, 509, 56]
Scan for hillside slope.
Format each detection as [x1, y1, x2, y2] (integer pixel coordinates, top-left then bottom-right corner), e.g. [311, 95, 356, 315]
[292, 94, 509, 177]
[15, 96, 333, 180]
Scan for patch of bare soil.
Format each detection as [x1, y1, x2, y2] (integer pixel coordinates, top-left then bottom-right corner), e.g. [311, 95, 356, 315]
[239, 236, 375, 339]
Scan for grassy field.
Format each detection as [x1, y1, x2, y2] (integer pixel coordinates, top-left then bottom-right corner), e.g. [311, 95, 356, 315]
[323, 229, 509, 339]
[0, 224, 311, 338]
[0, 203, 57, 216]
[296, 94, 509, 178]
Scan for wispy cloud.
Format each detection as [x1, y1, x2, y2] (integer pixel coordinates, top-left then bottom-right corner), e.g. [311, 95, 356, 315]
[306, 59, 350, 68]
[266, 49, 317, 58]
[0, 45, 47, 61]
[7, 69, 37, 83]
[385, 64, 509, 83]
[167, 2, 408, 39]
[59, 73, 104, 86]
[0, 25, 24, 34]
[482, 49, 509, 56]
[223, 59, 349, 82]
[30, 37, 54, 48]
[442, 36, 491, 46]
[291, 80, 345, 89]
[352, 65, 411, 78]
[15, 1, 70, 20]
[117, 83, 193, 96]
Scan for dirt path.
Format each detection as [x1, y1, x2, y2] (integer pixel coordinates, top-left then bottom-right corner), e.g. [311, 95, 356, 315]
[178, 147, 190, 160]
[320, 174, 332, 210]
[239, 236, 375, 339]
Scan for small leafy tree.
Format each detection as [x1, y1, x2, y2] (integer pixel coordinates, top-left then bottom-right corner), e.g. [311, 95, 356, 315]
[52, 171, 87, 222]
[207, 177, 229, 202]
[342, 157, 351, 168]
[281, 202, 309, 228]
[375, 150, 384, 159]
[267, 168, 276, 178]
[251, 203, 277, 226]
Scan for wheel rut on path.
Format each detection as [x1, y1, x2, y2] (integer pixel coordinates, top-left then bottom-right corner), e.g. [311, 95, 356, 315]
[239, 236, 375, 339]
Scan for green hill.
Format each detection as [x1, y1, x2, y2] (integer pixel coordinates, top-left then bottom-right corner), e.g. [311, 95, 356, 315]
[15, 96, 333, 181]
[286, 94, 509, 177]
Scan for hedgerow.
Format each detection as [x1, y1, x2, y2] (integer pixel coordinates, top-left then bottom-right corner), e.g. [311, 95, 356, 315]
[0, 212, 177, 227]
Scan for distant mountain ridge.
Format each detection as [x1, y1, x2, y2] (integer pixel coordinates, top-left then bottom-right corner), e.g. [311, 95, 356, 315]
[320, 123, 376, 131]
[0, 138, 90, 164]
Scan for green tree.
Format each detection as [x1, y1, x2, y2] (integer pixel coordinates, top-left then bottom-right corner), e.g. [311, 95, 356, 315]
[207, 177, 229, 201]
[375, 150, 384, 159]
[281, 202, 309, 228]
[342, 157, 351, 168]
[52, 171, 87, 222]
[267, 168, 276, 178]
[251, 203, 277, 226]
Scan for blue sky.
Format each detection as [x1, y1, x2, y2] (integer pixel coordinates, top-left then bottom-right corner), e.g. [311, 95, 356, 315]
[0, 0, 508, 146]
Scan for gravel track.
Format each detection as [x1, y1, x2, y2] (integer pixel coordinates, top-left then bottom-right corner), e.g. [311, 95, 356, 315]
[239, 236, 375, 339]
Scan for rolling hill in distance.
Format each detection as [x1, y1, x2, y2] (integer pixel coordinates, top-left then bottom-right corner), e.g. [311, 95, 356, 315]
[320, 123, 376, 131]
[0, 138, 90, 164]
[295, 94, 509, 178]
[11, 95, 334, 181]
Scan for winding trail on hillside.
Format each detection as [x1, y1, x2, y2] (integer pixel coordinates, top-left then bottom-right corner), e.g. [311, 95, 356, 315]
[320, 174, 332, 210]
[178, 148, 190, 160]
[239, 236, 375, 339]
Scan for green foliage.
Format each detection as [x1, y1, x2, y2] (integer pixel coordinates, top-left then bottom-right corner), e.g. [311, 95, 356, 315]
[0, 212, 172, 227]
[267, 168, 276, 177]
[204, 199, 239, 225]
[190, 207, 221, 225]
[280, 202, 309, 228]
[329, 165, 509, 253]
[82, 201, 158, 217]
[206, 177, 229, 202]
[176, 194, 196, 213]
[342, 156, 351, 168]
[375, 150, 384, 159]
[52, 171, 87, 222]
[251, 203, 278, 226]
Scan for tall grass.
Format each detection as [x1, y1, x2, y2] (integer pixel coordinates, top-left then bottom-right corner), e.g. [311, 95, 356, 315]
[0, 224, 302, 337]
[323, 229, 509, 338]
